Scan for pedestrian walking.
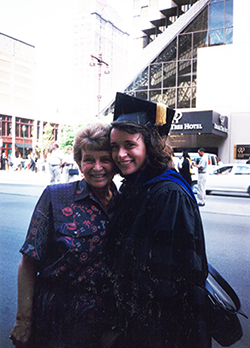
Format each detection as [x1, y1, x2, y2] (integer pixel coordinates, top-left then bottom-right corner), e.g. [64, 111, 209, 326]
[179, 150, 192, 186]
[194, 148, 208, 206]
[1, 152, 7, 170]
[7, 154, 14, 170]
[62, 145, 79, 183]
[48, 142, 63, 184]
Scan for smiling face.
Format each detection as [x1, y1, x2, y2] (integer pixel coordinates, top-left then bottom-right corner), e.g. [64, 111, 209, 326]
[110, 128, 147, 176]
[80, 150, 114, 189]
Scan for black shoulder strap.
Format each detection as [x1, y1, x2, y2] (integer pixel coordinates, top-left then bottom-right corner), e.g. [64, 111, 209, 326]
[206, 263, 248, 318]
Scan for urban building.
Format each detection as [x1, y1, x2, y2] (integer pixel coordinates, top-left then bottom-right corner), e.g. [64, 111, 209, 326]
[103, 0, 250, 163]
[0, 33, 60, 164]
[72, 0, 130, 122]
[0, 1, 131, 167]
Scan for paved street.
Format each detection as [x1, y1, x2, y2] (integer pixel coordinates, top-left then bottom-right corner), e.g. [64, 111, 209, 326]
[1, 169, 249, 215]
[0, 170, 249, 348]
[0, 168, 50, 188]
[201, 211, 250, 348]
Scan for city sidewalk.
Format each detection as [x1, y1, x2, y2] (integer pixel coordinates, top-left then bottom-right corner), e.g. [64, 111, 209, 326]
[1, 169, 249, 216]
[0, 169, 50, 186]
[0, 169, 51, 196]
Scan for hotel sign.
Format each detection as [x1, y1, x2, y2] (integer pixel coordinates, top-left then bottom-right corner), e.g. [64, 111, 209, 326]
[170, 110, 228, 137]
[235, 145, 250, 160]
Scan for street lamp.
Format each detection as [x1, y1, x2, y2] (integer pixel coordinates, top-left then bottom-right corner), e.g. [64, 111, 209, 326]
[22, 125, 26, 163]
[90, 53, 110, 118]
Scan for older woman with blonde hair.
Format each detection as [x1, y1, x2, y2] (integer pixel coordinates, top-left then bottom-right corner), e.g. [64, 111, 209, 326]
[10, 123, 118, 348]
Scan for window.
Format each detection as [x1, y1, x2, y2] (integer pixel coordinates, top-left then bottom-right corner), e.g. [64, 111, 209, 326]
[178, 60, 192, 86]
[225, 0, 233, 27]
[123, 0, 233, 109]
[208, 0, 233, 45]
[15, 118, 33, 138]
[37, 120, 40, 139]
[149, 90, 162, 103]
[235, 166, 250, 175]
[1, 115, 12, 136]
[134, 67, 149, 91]
[158, 39, 177, 62]
[177, 86, 192, 108]
[193, 31, 207, 58]
[136, 91, 148, 99]
[150, 63, 162, 89]
[209, 2, 224, 29]
[178, 34, 192, 60]
[214, 166, 232, 175]
[162, 88, 176, 109]
[163, 62, 176, 88]
[207, 29, 224, 46]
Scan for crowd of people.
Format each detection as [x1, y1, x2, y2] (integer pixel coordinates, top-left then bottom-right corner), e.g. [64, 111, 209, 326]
[9, 92, 212, 348]
[0, 143, 80, 184]
[1, 152, 42, 172]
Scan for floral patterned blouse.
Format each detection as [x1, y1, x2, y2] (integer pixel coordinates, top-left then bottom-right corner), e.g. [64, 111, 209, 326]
[20, 179, 117, 348]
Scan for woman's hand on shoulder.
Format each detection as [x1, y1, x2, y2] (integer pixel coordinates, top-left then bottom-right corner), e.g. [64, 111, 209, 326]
[10, 319, 32, 348]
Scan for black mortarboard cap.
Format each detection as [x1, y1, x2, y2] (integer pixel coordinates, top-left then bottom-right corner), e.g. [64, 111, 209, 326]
[113, 92, 175, 136]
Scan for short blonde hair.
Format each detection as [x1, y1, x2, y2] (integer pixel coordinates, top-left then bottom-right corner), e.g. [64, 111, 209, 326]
[73, 123, 111, 166]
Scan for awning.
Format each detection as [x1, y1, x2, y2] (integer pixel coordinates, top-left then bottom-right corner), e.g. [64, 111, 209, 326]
[15, 143, 33, 149]
[170, 110, 228, 138]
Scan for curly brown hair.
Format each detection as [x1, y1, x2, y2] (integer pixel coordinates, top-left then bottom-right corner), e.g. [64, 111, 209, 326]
[74, 123, 111, 167]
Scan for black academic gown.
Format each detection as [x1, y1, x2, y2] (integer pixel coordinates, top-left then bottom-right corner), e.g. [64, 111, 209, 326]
[179, 157, 192, 186]
[104, 169, 211, 348]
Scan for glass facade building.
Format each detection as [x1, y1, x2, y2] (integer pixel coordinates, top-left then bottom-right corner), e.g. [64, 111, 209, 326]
[124, 0, 233, 109]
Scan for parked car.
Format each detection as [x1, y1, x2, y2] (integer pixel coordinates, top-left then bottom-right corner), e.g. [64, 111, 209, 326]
[205, 164, 250, 196]
[174, 152, 219, 193]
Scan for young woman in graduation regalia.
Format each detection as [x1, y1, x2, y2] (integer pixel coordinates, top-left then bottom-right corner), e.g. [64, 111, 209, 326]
[104, 93, 211, 348]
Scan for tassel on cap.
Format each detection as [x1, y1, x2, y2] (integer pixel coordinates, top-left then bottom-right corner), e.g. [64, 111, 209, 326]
[113, 92, 175, 136]
[155, 103, 167, 126]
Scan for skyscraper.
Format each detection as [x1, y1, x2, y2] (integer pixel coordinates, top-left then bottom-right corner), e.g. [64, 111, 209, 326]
[72, 0, 130, 122]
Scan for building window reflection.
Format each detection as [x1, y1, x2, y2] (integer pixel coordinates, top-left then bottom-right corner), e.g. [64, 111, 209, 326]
[124, 0, 233, 109]
[209, 1, 224, 29]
